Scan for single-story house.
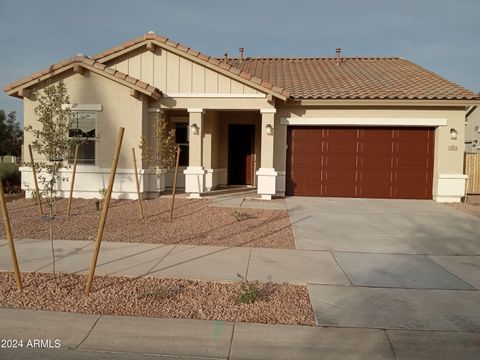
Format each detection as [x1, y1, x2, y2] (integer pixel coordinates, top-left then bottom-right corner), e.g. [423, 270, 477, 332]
[465, 105, 480, 153]
[4, 32, 480, 202]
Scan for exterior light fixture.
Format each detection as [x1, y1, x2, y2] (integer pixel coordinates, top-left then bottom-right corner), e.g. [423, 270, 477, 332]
[450, 128, 458, 140]
[191, 123, 199, 135]
[266, 124, 273, 135]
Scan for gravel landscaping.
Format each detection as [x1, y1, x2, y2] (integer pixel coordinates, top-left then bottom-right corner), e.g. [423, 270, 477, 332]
[445, 195, 480, 218]
[0, 198, 294, 249]
[0, 272, 315, 326]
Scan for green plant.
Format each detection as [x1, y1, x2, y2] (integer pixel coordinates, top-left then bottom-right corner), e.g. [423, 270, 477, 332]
[98, 187, 107, 200]
[139, 111, 176, 195]
[138, 287, 171, 300]
[0, 163, 20, 193]
[236, 274, 260, 304]
[0, 109, 23, 160]
[233, 211, 251, 222]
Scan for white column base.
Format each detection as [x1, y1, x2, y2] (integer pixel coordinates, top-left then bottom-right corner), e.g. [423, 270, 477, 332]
[256, 168, 277, 199]
[434, 174, 468, 203]
[260, 194, 272, 200]
[184, 166, 206, 198]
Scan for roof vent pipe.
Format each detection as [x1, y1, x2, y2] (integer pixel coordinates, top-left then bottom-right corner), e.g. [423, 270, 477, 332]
[336, 48, 342, 65]
[224, 50, 228, 62]
[239, 47, 244, 64]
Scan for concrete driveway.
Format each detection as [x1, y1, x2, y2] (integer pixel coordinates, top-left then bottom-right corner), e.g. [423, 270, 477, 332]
[287, 197, 480, 343]
[287, 197, 480, 255]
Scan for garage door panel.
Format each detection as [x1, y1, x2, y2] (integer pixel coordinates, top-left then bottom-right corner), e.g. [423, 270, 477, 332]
[324, 141, 357, 153]
[359, 128, 393, 140]
[324, 183, 356, 197]
[291, 157, 322, 168]
[324, 128, 358, 139]
[324, 154, 357, 168]
[290, 128, 323, 141]
[324, 169, 357, 183]
[359, 142, 393, 153]
[359, 155, 392, 168]
[396, 129, 431, 141]
[286, 126, 434, 199]
[395, 158, 431, 169]
[359, 169, 393, 182]
[358, 185, 392, 198]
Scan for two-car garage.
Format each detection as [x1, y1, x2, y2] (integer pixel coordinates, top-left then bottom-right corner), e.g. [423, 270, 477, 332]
[286, 127, 435, 199]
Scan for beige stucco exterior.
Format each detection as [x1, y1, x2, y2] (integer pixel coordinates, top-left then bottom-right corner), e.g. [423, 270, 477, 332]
[466, 107, 480, 153]
[15, 40, 470, 202]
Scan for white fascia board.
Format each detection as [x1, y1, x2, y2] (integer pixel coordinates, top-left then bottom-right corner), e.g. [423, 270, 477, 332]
[164, 93, 266, 98]
[280, 117, 448, 126]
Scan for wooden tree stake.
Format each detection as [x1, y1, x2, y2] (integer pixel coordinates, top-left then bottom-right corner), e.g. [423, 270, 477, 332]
[85, 127, 124, 294]
[28, 144, 43, 215]
[67, 144, 79, 216]
[170, 146, 181, 221]
[0, 180, 22, 290]
[132, 147, 144, 219]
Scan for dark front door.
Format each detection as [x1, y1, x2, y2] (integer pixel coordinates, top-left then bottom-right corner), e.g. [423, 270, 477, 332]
[228, 124, 255, 185]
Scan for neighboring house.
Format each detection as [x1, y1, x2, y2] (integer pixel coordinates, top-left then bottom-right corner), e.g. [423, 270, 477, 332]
[465, 105, 480, 153]
[4, 32, 480, 202]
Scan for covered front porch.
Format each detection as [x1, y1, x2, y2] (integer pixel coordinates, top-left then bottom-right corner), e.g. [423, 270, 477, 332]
[146, 107, 278, 199]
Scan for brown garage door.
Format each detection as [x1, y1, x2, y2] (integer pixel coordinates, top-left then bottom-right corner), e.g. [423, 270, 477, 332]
[286, 127, 434, 199]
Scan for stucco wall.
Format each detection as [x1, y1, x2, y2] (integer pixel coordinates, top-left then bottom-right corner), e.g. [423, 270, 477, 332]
[23, 70, 144, 169]
[465, 107, 480, 153]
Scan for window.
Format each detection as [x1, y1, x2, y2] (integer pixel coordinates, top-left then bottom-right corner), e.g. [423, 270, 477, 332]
[175, 122, 189, 166]
[69, 111, 96, 165]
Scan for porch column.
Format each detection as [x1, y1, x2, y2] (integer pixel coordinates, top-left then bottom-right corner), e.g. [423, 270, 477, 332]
[184, 108, 206, 198]
[256, 109, 277, 200]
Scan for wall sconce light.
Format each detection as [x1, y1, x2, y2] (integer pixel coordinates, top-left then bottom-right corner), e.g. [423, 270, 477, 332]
[450, 128, 458, 140]
[266, 124, 273, 135]
[191, 123, 199, 135]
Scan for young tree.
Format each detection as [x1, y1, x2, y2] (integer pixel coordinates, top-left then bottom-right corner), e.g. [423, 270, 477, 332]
[24, 81, 78, 282]
[140, 111, 176, 195]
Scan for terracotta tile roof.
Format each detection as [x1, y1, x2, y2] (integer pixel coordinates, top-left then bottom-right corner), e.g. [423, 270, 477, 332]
[92, 32, 291, 99]
[220, 57, 480, 100]
[3, 55, 162, 98]
[5, 32, 479, 102]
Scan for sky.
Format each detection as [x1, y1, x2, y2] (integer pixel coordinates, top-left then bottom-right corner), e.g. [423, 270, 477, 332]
[0, 0, 479, 125]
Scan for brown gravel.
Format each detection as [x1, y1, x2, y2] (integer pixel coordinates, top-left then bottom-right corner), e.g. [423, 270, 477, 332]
[0, 272, 315, 326]
[445, 195, 480, 218]
[0, 198, 294, 248]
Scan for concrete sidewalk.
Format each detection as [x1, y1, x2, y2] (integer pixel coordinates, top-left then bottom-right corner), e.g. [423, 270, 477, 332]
[0, 239, 349, 285]
[2, 308, 479, 360]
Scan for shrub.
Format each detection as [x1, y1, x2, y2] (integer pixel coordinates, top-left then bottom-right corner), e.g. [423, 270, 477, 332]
[0, 163, 21, 193]
[233, 211, 251, 222]
[236, 274, 260, 304]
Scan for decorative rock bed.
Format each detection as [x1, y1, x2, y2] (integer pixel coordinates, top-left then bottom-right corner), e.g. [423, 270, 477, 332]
[0, 272, 315, 326]
[0, 198, 295, 248]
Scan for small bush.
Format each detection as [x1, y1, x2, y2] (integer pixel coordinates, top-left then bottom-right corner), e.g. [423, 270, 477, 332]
[138, 287, 170, 300]
[233, 211, 251, 222]
[236, 274, 260, 304]
[0, 163, 21, 193]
